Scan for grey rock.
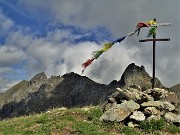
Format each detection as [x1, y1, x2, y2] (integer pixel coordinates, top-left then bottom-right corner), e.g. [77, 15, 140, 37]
[144, 107, 161, 115]
[141, 101, 175, 111]
[153, 88, 168, 96]
[114, 88, 127, 102]
[163, 102, 175, 111]
[102, 102, 117, 112]
[145, 88, 179, 105]
[127, 121, 139, 128]
[147, 115, 161, 121]
[100, 100, 140, 122]
[141, 101, 164, 109]
[160, 92, 179, 105]
[141, 93, 154, 102]
[108, 97, 116, 103]
[130, 84, 142, 91]
[130, 111, 146, 121]
[115, 87, 154, 103]
[164, 112, 180, 124]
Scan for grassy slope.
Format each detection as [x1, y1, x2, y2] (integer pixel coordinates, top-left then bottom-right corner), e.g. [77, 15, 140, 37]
[0, 106, 179, 135]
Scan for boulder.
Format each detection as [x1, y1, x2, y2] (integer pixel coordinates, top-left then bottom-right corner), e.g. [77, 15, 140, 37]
[102, 102, 116, 112]
[112, 88, 127, 103]
[108, 97, 116, 103]
[100, 100, 140, 122]
[127, 121, 139, 128]
[115, 87, 154, 104]
[163, 102, 175, 111]
[130, 84, 142, 91]
[152, 88, 168, 100]
[147, 115, 161, 121]
[144, 88, 179, 105]
[164, 112, 180, 124]
[144, 107, 161, 115]
[130, 111, 146, 121]
[141, 101, 175, 111]
[141, 101, 163, 109]
[160, 92, 179, 105]
[141, 93, 154, 102]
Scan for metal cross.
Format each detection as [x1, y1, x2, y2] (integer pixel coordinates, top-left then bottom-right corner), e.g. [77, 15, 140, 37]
[139, 18, 170, 89]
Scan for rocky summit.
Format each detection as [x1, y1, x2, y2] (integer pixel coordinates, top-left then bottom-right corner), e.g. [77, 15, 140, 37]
[0, 63, 179, 120]
[117, 63, 165, 90]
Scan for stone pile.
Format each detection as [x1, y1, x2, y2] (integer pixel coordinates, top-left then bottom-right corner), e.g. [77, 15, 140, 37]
[100, 85, 180, 127]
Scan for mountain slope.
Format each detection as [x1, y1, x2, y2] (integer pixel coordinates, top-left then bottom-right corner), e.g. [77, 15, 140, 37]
[170, 83, 180, 94]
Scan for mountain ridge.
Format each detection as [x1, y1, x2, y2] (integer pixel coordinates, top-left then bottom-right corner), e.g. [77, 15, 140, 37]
[0, 63, 178, 120]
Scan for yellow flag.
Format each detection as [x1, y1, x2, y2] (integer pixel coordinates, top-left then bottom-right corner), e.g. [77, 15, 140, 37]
[147, 20, 157, 26]
[102, 43, 113, 52]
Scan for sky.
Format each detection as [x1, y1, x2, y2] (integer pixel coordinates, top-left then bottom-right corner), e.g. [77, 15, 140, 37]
[0, 0, 179, 92]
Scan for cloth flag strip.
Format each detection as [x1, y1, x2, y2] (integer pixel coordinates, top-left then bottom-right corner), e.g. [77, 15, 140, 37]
[81, 58, 95, 74]
[81, 36, 126, 74]
[81, 19, 170, 74]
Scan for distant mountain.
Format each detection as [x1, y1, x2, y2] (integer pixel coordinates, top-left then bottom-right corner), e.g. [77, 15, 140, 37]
[0, 63, 166, 119]
[170, 83, 180, 94]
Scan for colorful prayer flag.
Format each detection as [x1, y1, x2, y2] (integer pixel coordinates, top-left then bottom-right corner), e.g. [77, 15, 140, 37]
[81, 19, 169, 75]
[82, 58, 95, 68]
[102, 43, 113, 52]
[147, 26, 157, 38]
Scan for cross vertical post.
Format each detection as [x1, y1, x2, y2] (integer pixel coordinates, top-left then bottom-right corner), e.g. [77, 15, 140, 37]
[152, 29, 156, 89]
[139, 18, 170, 89]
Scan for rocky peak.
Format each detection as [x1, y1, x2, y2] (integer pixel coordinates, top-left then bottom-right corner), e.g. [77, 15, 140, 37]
[125, 63, 145, 72]
[62, 72, 82, 80]
[118, 63, 165, 90]
[30, 72, 47, 87]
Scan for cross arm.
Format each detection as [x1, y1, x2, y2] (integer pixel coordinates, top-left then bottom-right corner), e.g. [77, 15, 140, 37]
[139, 38, 170, 42]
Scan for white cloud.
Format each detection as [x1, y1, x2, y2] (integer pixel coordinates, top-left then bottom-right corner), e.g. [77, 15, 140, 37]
[6, 26, 142, 85]
[0, 67, 14, 74]
[0, 45, 26, 66]
[0, 9, 14, 36]
[5, 27, 33, 49]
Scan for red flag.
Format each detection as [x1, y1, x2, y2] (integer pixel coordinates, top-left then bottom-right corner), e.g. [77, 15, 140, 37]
[136, 22, 149, 28]
[81, 58, 95, 74]
[82, 58, 95, 68]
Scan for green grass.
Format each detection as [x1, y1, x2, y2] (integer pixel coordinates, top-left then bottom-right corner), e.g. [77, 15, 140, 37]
[167, 124, 180, 134]
[139, 118, 165, 133]
[120, 127, 143, 135]
[0, 106, 179, 135]
[0, 107, 109, 135]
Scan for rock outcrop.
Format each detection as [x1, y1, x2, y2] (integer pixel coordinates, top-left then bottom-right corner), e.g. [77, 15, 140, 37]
[117, 63, 165, 90]
[100, 100, 140, 122]
[101, 86, 180, 126]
